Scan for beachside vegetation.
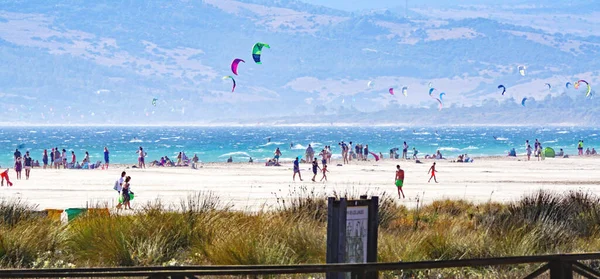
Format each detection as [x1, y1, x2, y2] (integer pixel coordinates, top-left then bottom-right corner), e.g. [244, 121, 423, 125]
[1, 189, 600, 277]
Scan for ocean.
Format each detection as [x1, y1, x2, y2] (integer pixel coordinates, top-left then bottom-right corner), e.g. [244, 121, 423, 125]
[0, 126, 598, 167]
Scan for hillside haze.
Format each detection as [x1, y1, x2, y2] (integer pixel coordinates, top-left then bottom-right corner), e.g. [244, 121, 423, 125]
[0, 0, 598, 125]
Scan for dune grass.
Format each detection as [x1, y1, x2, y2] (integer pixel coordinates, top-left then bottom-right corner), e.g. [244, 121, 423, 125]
[1, 189, 600, 277]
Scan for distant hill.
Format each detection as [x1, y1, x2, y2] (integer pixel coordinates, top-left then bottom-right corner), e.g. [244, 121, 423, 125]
[0, 0, 598, 125]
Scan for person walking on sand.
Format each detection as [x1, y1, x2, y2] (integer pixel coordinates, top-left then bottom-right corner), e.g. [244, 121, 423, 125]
[293, 157, 303, 182]
[320, 164, 329, 182]
[103, 147, 110, 169]
[395, 165, 405, 199]
[121, 176, 133, 210]
[115, 171, 126, 209]
[311, 158, 321, 182]
[412, 147, 419, 160]
[428, 162, 438, 183]
[403, 141, 409, 159]
[526, 144, 532, 161]
[23, 152, 32, 180]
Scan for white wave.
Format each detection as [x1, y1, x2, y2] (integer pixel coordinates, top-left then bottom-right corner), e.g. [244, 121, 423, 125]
[29, 131, 37, 133]
[556, 131, 570, 134]
[219, 151, 251, 158]
[129, 139, 143, 143]
[495, 137, 508, 141]
[591, 134, 598, 137]
[291, 144, 307, 150]
[413, 132, 431, 135]
[259, 142, 284, 147]
[463, 146, 479, 150]
[309, 142, 322, 147]
[95, 131, 108, 134]
[438, 147, 461, 152]
[543, 140, 557, 144]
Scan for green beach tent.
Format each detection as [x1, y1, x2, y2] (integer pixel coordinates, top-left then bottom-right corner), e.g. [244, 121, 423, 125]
[544, 147, 555, 158]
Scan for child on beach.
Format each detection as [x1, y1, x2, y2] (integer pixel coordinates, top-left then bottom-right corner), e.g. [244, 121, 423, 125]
[320, 164, 329, 182]
[293, 157, 303, 182]
[428, 162, 438, 183]
[395, 165, 405, 199]
[526, 144, 532, 161]
[115, 171, 126, 209]
[311, 158, 321, 182]
[1, 169, 13, 186]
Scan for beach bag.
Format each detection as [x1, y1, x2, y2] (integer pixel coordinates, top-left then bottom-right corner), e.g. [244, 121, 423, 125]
[113, 180, 119, 191]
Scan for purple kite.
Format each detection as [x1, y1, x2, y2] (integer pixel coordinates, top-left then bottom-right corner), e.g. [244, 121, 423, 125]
[231, 59, 245, 75]
[389, 88, 394, 95]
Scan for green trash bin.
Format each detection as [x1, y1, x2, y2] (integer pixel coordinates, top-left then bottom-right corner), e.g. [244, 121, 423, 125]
[64, 208, 87, 222]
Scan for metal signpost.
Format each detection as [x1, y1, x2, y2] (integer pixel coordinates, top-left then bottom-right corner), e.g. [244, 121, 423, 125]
[326, 195, 379, 279]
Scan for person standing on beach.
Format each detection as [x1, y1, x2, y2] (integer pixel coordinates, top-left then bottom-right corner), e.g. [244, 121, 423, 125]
[319, 149, 327, 167]
[395, 165, 405, 199]
[23, 152, 32, 180]
[61, 149, 67, 169]
[305, 144, 314, 163]
[578, 140, 584, 156]
[50, 148, 55, 169]
[311, 158, 321, 182]
[364, 144, 369, 161]
[104, 147, 110, 169]
[42, 149, 48, 169]
[293, 157, 303, 182]
[403, 141, 409, 160]
[274, 148, 282, 164]
[13, 149, 21, 162]
[137, 147, 147, 169]
[53, 148, 61, 169]
[526, 144, 532, 161]
[14, 157, 22, 180]
[348, 142, 354, 162]
[71, 151, 76, 168]
[428, 162, 438, 183]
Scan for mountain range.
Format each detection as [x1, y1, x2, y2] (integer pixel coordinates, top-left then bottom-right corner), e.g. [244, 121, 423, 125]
[0, 0, 598, 125]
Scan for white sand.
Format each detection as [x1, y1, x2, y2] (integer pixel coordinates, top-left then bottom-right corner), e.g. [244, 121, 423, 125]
[1, 156, 600, 211]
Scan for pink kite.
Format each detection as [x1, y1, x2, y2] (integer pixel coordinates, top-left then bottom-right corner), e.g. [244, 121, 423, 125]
[369, 152, 380, 161]
[231, 59, 245, 75]
[1, 169, 12, 186]
[389, 88, 394, 95]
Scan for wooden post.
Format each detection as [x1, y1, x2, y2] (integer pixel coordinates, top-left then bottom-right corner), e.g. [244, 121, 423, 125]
[366, 196, 379, 279]
[549, 259, 573, 279]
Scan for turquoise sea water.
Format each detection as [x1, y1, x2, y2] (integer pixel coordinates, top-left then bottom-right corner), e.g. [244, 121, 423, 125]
[1, 126, 598, 167]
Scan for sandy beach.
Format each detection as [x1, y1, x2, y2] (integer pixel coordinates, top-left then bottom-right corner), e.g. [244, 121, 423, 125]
[1, 156, 600, 211]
